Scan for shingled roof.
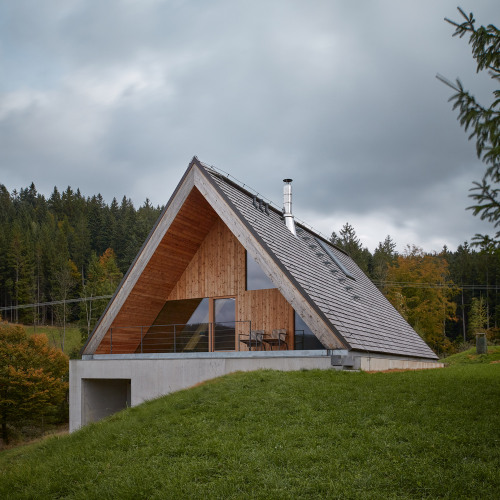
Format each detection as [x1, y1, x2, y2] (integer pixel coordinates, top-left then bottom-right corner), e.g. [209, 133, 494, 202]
[83, 157, 438, 360]
[202, 162, 437, 360]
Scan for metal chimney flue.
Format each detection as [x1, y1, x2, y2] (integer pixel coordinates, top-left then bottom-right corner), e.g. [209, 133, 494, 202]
[283, 178, 297, 236]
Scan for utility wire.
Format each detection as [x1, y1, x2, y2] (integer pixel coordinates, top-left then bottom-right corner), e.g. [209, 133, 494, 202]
[2, 280, 496, 313]
[373, 281, 499, 290]
[0, 295, 113, 312]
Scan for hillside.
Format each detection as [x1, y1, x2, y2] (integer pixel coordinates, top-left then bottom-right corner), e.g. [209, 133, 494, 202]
[441, 345, 500, 365]
[0, 365, 499, 499]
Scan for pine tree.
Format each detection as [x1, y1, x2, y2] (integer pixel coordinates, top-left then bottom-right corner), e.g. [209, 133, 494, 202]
[372, 235, 397, 284]
[8, 223, 35, 323]
[439, 8, 500, 246]
[330, 222, 372, 274]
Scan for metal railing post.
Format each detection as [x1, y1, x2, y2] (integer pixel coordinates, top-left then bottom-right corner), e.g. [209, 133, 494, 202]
[174, 325, 176, 353]
[141, 326, 143, 353]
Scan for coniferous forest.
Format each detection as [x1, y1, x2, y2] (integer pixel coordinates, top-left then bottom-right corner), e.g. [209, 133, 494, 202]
[1, 183, 498, 356]
[0, 182, 162, 342]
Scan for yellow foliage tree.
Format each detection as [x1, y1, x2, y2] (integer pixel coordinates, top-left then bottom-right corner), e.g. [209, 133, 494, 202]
[385, 246, 458, 354]
[0, 322, 68, 444]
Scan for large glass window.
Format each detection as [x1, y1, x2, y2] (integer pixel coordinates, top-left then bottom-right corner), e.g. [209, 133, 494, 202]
[294, 311, 325, 350]
[246, 252, 276, 290]
[141, 298, 210, 353]
[213, 297, 236, 351]
[139, 297, 238, 353]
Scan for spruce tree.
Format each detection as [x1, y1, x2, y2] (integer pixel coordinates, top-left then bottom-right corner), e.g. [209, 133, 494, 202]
[440, 8, 500, 246]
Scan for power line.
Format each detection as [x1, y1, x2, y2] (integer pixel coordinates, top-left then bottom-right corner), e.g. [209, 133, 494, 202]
[2, 280, 497, 313]
[0, 295, 113, 312]
[373, 281, 499, 291]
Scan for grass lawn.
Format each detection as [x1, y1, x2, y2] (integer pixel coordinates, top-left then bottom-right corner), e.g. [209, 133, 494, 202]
[0, 364, 498, 499]
[441, 344, 500, 365]
[24, 324, 82, 357]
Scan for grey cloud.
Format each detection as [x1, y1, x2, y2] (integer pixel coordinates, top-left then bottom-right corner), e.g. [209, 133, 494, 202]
[0, 0, 498, 251]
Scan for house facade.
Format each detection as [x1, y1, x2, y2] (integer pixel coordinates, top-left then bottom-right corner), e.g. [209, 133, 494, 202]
[70, 158, 442, 431]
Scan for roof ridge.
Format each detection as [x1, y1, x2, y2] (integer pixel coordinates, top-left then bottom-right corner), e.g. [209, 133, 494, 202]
[198, 161, 339, 248]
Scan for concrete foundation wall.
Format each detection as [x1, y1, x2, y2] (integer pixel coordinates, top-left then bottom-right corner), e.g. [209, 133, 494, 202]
[69, 352, 443, 431]
[70, 353, 332, 431]
[356, 356, 444, 372]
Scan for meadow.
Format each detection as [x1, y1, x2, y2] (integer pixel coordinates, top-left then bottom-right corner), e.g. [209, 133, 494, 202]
[24, 324, 82, 357]
[0, 354, 498, 499]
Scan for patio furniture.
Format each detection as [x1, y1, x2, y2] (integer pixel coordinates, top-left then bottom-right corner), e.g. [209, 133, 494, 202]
[240, 329, 265, 351]
[263, 329, 288, 350]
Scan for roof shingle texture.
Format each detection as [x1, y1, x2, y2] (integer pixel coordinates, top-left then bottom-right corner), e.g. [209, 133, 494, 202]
[206, 168, 438, 360]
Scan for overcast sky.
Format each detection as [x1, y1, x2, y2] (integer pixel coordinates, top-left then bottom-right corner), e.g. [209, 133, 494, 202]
[0, 1, 497, 253]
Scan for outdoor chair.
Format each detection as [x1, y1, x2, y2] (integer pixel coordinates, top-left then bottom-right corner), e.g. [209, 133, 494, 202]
[263, 329, 288, 350]
[240, 329, 265, 351]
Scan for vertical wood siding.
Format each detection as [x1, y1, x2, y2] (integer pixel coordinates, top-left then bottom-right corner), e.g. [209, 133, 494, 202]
[96, 205, 293, 353]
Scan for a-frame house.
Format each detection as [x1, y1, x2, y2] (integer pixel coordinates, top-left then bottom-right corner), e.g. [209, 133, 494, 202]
[70, 157, 441, 430]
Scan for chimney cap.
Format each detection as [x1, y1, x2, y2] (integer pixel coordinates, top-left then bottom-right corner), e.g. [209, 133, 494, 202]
[283, 178, 293, 183]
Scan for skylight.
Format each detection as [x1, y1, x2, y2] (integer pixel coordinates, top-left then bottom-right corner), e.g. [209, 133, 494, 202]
[314, 237, 356, 280]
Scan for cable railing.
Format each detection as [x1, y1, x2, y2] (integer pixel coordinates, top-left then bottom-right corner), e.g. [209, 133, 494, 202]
[97, 322, 323, 354]
[100, 321, 252, 354]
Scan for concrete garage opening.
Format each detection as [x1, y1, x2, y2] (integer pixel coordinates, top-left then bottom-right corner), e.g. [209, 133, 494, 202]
[82, 378, 131, 426]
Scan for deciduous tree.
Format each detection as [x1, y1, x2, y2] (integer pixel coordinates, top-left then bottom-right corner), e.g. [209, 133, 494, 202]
[386, 246, 458, 354]
[80, 249, 123, 342]
[0, 322, 68, 444]
[468, 296, 488, 338]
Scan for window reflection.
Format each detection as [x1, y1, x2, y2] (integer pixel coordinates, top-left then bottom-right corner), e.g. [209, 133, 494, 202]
[213, 298, 236, 351]
[294, 311, 324, 350]
[140, 298, 210, 353]
[246, 252, 276, 290]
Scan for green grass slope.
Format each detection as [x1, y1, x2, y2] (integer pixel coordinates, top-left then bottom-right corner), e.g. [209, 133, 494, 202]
[1, 365, 499, 499]
[441, 345, 500, 365]
[24, 324, 82, 357]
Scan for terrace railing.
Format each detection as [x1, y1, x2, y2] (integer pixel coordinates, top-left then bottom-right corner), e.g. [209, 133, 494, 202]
[102, 321, 252, 354]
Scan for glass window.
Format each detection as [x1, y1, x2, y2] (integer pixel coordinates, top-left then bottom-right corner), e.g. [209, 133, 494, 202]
[294, 311, 325, 350]
[213, 297, 236, 351]
[246, 252, 276, 290]
[142, 298, 210, 353]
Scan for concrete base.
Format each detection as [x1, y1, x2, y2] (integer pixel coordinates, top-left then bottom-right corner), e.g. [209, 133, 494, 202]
[70, 351, 443, 431]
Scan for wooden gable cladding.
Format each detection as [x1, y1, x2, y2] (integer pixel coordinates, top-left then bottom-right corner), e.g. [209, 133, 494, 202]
[168, 218, 245, 300]
[168, 217, 293, 349]
[95, 187, 218, 354]
[95, 208, 294, 354]
[87, 161, 301, 355]
[238, 288, 293, 347]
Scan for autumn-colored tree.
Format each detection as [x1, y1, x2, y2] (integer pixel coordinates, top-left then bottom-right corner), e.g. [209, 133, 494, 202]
[80, 249, 123, 341]
[386, 246, 458, 354]
[0, 322, 68, 444]
[468, 296, 488, 338]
